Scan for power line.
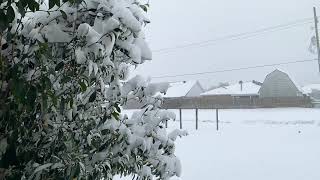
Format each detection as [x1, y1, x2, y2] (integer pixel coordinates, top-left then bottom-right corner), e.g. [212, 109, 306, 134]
[153, 17, 314, 54]
[155, 22, 313, 55]
[152, 58, 317, 79]
[153, 18, 313, 53]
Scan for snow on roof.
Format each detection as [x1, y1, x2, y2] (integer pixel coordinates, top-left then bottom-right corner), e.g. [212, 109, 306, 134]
[201, 81, 261, 96]
[302, 84, 320, 94]
[164, 81, 198, 98]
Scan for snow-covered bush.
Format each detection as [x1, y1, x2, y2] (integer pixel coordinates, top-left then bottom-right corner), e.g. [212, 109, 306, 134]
[0, 0, 186, 179]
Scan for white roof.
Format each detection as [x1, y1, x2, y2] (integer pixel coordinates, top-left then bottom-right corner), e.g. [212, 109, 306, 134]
[302, 84, 320, 94]
[164, 81, 198, 98]
[201, 81, 261, 96]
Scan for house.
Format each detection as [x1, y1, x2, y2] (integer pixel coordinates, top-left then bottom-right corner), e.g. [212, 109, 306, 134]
[161, 81, 205, 109]
[201, 80, 261, 97]
[259, 69, 303, 98]
[302, 84, 320, 99]
[302, 84, 320, 107]
[124, 80, 204, 109]
[164, 81, 205, 98]
[200, 80, 262, 107]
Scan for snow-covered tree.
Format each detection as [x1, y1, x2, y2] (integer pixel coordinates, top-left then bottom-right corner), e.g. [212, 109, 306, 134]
[0, 0, 187, 179]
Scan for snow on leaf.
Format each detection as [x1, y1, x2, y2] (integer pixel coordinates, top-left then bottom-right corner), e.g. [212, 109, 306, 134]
[6, 0, 184, 179]
[67, 109, 73, 120]
[75, 48, 86, 64]
[87, 134, 92, 146]
[134, 36, 152, 61]
[34, 163, 53, 173]
[88, 60, 93, 77]
[0, 138, 7, 156]
[168, 129, 188, 141]
[43, 22, 71, 43]
[51, 163, 64, 169]
[93, 62, 98, 76]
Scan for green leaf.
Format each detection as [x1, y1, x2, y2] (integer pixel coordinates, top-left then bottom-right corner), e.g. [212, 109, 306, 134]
[41, 76, 52, 91]
[55, 61, 64, 71]
[70, 163, 80, 179]
[60, 97, 65, 113]
[78, 80, 87, 92]
[114, 28, 122, 33]
[7, 6, 15, 23]
[139, 5, 148, 12]
[114, 103, 121, 113]
[111, 112, 119, 120]
[28, 0, 39, 12]
[25, 85, 37, 105]
[6, 32, 12, 44]
[60, 10, 67, 20]
[61, 76, 71, 84]
[49, 0, 55, 9]
[1, 43, 8, 50]
[89, 91, 96, 102]
[17, 1, 26, 17]
[21, 0, 28, 7]
[13, 79, 26, 102]
[0, 11, 8, 31]
[49, 0, 60, 9]
[55, 0, 61, 7]
[39, 42, 48, 54]
[48, 90, 57, 106]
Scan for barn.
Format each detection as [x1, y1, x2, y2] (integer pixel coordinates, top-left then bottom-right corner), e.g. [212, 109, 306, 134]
[259, 69, 303, 98]
[257, 69, 311, 107]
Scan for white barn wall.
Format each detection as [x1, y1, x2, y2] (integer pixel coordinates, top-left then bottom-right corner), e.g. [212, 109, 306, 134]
[259, 70, 302, 98]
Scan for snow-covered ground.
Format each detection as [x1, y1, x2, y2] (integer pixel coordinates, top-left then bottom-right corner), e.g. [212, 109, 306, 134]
[117, 108, 320, 180]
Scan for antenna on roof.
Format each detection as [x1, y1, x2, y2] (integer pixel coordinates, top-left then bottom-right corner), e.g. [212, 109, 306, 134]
[239, 80, 243, 91]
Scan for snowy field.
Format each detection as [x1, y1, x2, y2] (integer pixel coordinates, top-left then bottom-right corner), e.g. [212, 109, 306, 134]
[116, 108, 320, 180]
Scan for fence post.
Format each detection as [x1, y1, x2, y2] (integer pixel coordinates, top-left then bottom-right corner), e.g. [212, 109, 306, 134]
[196, 108, 198, 130]
[216, 108, 219, 131]
[179, 108, 182, 129]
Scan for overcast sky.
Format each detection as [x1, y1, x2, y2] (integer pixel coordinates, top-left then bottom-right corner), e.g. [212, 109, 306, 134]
[132, 0, 320, 88]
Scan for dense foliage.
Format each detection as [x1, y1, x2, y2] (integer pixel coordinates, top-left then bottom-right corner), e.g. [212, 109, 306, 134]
[0, 0, 186, 179]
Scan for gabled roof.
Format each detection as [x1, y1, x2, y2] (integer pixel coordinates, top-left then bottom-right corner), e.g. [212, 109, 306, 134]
[261, 69, 303, 93]
[164, 81, 201, 98]
[201, 81, 261, 96]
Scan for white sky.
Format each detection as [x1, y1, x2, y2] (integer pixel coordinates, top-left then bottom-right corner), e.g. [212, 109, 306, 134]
[132, 0, 320, 88]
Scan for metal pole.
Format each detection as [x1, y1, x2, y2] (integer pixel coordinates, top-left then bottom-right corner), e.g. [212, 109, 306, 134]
[216, 108, 219, 131]
[313, 7, 320, 72]
[179, 109, 182, 129]
[196, 108, 198, 130]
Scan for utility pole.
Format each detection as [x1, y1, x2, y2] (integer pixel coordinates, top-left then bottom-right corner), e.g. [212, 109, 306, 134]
[313, 7, 320, 72]
[216, 109, 219, 131]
